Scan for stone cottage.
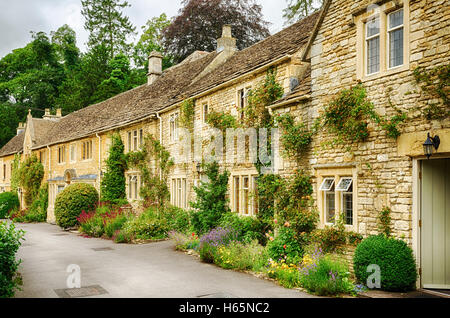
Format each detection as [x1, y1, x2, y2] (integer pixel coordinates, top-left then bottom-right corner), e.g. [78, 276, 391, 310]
[0, 0, 448, 289]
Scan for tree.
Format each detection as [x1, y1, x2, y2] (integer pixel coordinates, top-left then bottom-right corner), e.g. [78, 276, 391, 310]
[101, 133, 127, 203]
[81, 0, 136, 59]
[51, 25, 80, 71]
[283, 0, 322, 24]
[163, 0, 271, 63]
[0, 104, 19, 148]
[93, 53, 131, 103]
[190, 162, 231, 234]
[133, 13, 173, 73]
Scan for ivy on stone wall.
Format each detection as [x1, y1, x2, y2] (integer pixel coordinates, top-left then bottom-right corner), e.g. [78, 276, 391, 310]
[127, 133, 174, 210]
[17, 154, 44, 206]
[101, 133, 127, 204]
[413, 64, 450, 120]
[323, 84, 407, 143]
[179, 98, 196, 132]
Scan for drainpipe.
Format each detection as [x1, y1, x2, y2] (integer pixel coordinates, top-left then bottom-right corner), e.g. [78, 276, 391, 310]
[96, 133, 102, 197]
[156, 112, 163, 181]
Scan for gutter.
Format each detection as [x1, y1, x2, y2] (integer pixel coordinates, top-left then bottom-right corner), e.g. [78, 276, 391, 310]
[96, 133, 102, 196]
[267, 94, 311, 111]
[156, 112, 163, 181]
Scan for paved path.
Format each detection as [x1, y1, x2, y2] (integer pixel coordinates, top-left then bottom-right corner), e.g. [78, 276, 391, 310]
[15, 223, 316, 298]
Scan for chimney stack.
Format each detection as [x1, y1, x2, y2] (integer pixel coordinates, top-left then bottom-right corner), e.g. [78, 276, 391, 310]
[147, 51, 163, 85]
[56, 108, 62, 117]
[217, 25, 237, 53]
[17, 122, 26, 135]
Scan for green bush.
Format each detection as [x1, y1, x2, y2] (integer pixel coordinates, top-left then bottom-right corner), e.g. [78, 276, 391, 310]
[13, 184, 48, 223]
[54, 184, 99, 229]
[163, 206, 191, 234]
[353, 235, 417, 292]
[191, 162, 230, 234]
[299, 254, 354, 296]
[219, 213, 265, 244]
[118, 209, 169, 242]
[267, 226, 303, 264]
[100, 133, 127, 204]
[0, 222, 25, 298]
[0, 192, 20, 219]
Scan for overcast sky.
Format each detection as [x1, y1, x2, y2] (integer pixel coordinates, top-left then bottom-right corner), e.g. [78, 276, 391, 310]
[0, 0, 290, 58]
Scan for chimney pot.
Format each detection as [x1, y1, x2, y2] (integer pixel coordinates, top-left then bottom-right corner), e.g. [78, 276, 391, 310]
[147, 51, 163, 85]
[56, 109, 62, 117]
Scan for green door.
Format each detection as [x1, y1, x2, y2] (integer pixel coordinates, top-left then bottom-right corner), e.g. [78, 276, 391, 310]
[421, 159, 450, 289]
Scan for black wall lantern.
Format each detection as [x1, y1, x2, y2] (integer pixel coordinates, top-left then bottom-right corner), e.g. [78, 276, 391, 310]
[423, 133, 440, 159]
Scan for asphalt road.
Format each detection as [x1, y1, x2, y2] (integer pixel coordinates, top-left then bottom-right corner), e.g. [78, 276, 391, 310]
[14, 223, 315, 298]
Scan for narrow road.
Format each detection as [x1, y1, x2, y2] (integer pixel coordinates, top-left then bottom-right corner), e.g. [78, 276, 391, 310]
[15, 223, 315, 298]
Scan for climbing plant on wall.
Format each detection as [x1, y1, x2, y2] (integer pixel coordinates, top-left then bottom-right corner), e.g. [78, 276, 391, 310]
[101, 132, 127, 203]
[413, 64, 450, 120]
[179, 98, 195, 132]
[17, 154, 44, 206]
[127, 133, 174, 210]
[323, 83, 407, 143]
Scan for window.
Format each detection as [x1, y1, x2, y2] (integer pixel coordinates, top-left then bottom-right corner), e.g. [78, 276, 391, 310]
[337, 179, 354, 225]
[318, 171, 356, 228]
[57, 185, 65, 194]
[237, 87, 251, 121]
[2, 164, 6, 180]
[203, 103, 209, 124]
[321, 178, 336, 224]
[82, 140, 93, 160]
[388, 9, 404, 68]
[232, 174, 258, 216]
[38, 150, 46, 164]
[70, 144, 76, 163]
[366, 16, 380, 75]
[127, 129, 144, 152]
[128, 175, 140, 200]
[170, 113, 179, 142]
[58, 146, 66, 164]
[357, 2, 408, 79]
[170, 177, 187, 209]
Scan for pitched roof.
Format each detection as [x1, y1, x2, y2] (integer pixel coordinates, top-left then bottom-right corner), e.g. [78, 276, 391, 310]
[0, 132, 24, 157]
[0, 12, 319, 155]
[183, 11, 320, 98]
[269, 66, 312, 109]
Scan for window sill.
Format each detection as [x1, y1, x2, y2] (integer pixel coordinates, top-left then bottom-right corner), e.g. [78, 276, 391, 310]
[359, 63, 409, 82]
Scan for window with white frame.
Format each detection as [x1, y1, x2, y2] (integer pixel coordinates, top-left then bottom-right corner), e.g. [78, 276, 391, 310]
[388, 9, 404, 69]
[169, 113, 179, 142]
[232, 174, 258, 216]
[170, 177, 187, 209]
[58, 146, 66, 164]
[366, 16, 380, 75]
[69, 144, 76, 163]
[358, 3, 408, 79]
[319, 176, 354, 226]
[127, 129, 144, 152]
[237, 87, 251, 121]
[82, 140, 93, 160]
[127, 174, 140, 200]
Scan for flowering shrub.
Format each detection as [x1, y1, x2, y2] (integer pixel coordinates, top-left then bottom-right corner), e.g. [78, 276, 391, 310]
[169, 231, 199, 251]
[199, 227, 239, 263]
[77, 206, 129, 239]
[267, 226, 303, 264]
[215, 240, 268, 272]
[265, 258, 300, 289]
[299, 250, 354, 296]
